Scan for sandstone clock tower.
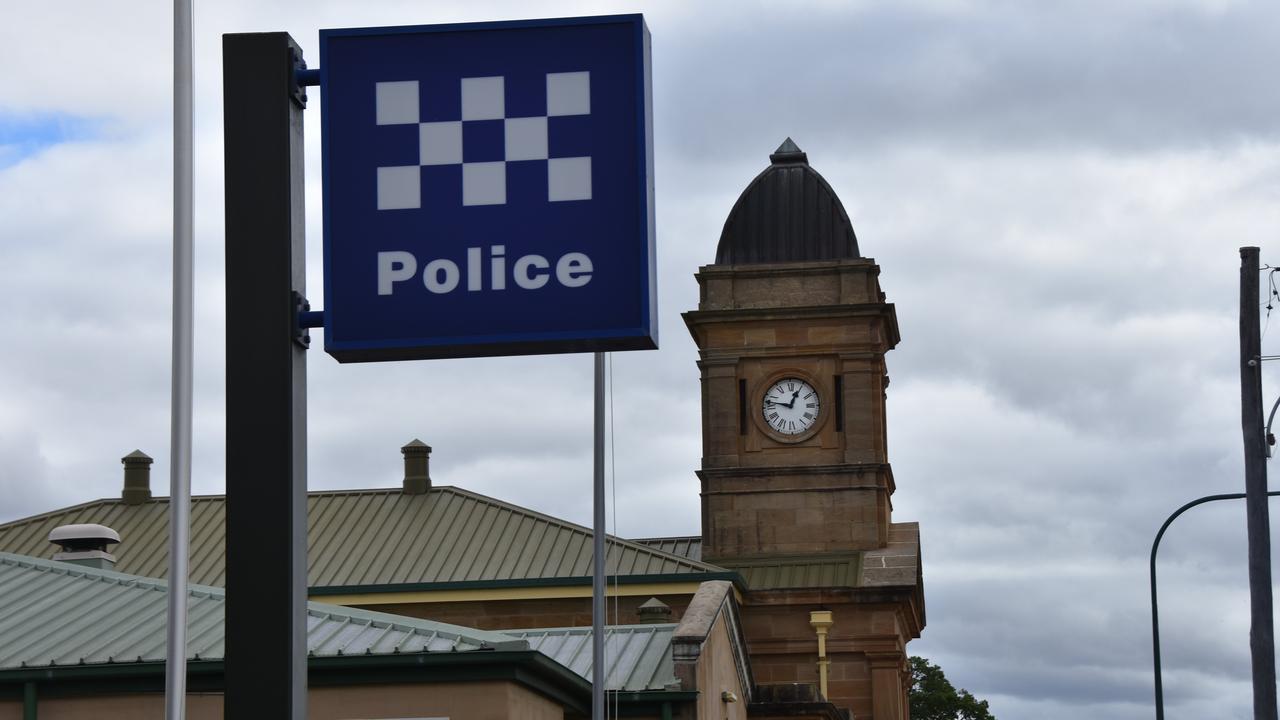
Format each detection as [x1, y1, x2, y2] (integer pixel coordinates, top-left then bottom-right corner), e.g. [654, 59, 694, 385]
[684, 140, 924, 720]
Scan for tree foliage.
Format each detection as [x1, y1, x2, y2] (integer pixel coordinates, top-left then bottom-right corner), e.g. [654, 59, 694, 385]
[908, 656, 996, 720]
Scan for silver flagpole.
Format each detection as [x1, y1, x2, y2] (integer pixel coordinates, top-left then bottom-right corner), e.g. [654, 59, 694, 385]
[166, 0, 194, 717]
[592, 351, 606, 718]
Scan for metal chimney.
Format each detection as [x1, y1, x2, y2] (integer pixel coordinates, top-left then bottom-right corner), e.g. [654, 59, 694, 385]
[122, 450, 153, 505]
[637, 597, 674, 624]
[48, 524, 120, 570]
[401, 439, 432, 495]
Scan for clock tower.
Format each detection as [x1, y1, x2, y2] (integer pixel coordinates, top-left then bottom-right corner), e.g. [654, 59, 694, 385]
[684, 140, 924, 720]
[685, 139, 901, 561]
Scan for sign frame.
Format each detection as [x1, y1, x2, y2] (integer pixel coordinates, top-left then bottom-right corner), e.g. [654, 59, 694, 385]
[318, 15, 657, 363]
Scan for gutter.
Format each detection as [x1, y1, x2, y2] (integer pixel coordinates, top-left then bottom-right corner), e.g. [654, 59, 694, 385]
[308, 571, 748, 597]
[608, 691, 698, 718]
[0, 653, 698, 718]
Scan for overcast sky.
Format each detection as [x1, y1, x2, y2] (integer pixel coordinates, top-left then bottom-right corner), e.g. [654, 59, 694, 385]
[2, 1, 1279, 718]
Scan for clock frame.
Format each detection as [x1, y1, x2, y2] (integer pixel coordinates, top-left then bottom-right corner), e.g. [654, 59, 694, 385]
[752, 370, 828, 443]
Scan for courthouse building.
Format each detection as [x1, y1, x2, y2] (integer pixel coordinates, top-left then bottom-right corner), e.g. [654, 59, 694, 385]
[0, 141, 925, 720]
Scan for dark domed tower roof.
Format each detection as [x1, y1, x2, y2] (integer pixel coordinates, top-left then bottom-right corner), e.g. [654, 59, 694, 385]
[715, 139, 860, 264]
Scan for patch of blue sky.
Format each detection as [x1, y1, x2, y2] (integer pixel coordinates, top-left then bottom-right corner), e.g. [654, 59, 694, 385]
[0, 112, 100, 169]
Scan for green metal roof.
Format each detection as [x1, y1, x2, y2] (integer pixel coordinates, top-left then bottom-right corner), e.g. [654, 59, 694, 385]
[0, 487, 721, 589]
[0, 552, 690, 696]
[630, 536, 867, 590]
[634, 524, 923, 591]
[720, 554, 862, 590]
[0, 552, 523, 671]
[630, 536, 702, 562]
[713, 523, 921, 591]
[504, 625, 677, 692]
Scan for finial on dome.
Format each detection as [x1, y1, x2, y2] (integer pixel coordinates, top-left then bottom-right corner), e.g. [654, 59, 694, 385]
[769, 137, 808, 165]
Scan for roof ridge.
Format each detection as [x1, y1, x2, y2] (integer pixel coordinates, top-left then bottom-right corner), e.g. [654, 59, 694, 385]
[0, 551, 525, 650]
[437, 486, 721, 572]
[506, 623, 678, 634]
[0, 488, 440, 531]
[0, 487, 727, 583]
[304, 599, 524, 647]
[0, 497, 122, 531]
[0, 493, 236, 531]
[0, 551, 202, 596]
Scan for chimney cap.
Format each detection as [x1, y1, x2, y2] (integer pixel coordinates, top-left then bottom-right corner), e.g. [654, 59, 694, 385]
[401, 439, 432, 494]
[122, 450, 153, 463]
[637, 596, 673, 623]
[49, 524, 120, 546]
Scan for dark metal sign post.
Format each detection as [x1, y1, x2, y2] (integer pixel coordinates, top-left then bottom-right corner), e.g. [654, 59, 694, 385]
[1239, 246, 1277, 720]
[223, 32, 310, 720]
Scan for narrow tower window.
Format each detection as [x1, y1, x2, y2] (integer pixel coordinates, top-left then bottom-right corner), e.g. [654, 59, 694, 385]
[834, 375, 844, 432]
[739, 379, 748, 435]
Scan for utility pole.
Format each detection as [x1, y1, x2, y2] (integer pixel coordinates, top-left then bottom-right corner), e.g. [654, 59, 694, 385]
[1239, 246, 1277, 720]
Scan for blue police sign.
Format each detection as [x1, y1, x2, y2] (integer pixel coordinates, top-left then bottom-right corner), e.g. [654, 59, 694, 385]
[318, 15, 656, 362]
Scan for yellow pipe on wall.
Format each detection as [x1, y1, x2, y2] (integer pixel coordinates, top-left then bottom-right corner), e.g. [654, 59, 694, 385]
[809, 610, 834, 700]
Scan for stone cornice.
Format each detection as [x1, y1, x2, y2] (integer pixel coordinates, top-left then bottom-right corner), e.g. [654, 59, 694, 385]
[683, 304, 901, 352]
[698, 463, 896, 497]
[694, 257, 881, 278]
[698, 462, 890, 479]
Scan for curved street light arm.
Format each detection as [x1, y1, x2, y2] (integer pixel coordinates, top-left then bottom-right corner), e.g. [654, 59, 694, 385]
[1267, 395, 1280, 458]
[1151, 491, 1280, 720]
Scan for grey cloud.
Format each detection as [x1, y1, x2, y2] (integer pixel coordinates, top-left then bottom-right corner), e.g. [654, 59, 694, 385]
[659, 2, 1280, 158]
[0, 431, 58, 519]
[3, 3, 1280, 718]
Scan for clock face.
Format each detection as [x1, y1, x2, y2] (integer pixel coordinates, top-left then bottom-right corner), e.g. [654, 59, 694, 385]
[762, 377, 821, 436]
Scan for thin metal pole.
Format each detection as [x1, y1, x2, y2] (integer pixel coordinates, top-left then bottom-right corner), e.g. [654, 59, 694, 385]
[165, 0, 194, 718]
[593, 351, 606, 719]
[1240, 246, 1278, 720]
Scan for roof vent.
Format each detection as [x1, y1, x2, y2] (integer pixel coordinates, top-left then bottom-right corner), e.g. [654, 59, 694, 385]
[48, 524, 120, 570]
[401, 439, 432, 495]
[637, 597, 673, 624]
[122, 449, 153, 505]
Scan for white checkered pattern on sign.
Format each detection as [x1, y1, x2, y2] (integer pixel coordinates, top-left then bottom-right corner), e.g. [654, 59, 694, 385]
[461, 76, 505, 121]
[504, 117, 548, 161]
[375, 81, 419, 125]
[419, 122, 463, 166]
[377, 166, 420, 210]
[375, 73, 592, 209]
[547, 71, 590, 116]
